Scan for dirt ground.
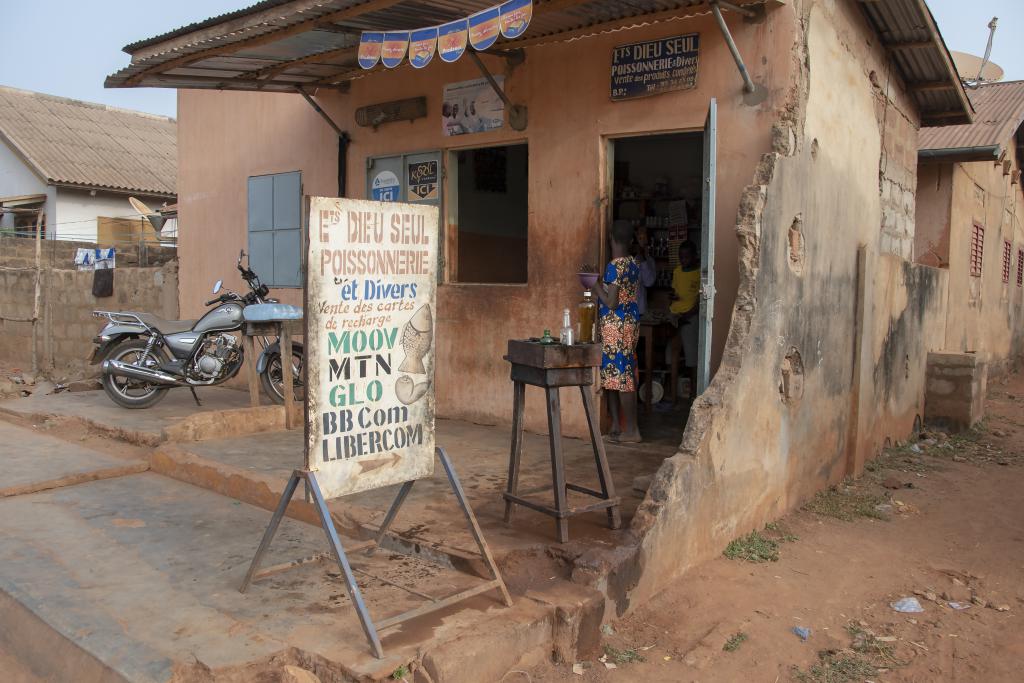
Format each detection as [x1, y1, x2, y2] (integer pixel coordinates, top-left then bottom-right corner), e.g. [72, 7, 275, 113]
[524, 372, 1024, 683]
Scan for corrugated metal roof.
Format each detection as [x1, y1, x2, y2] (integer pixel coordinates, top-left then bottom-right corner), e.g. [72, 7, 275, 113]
[919, 80, 1024, 160]
[0, 87, 176, 196]
[103, 0, 767, 94]
[105, 0, 971, 125]
[856, 0, 972, 126]
[122, 0, 296, 54]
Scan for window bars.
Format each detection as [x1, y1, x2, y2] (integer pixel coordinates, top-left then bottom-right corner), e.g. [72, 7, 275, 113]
[970, 223, 984, 278]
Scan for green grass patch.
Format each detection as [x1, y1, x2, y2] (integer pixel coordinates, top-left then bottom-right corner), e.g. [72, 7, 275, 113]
[764, 521, 799, 543]
[803, 484, 888, 522]
[723, 531, 780, 563]
[391, 664, 409, 680]
[723, 632, 748, 652]
[792, 652, 877, 683]
[603, 645, 645, 664]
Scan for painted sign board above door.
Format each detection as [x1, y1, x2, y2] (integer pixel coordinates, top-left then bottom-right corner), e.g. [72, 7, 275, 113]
[610, 33, 700, 101]
[306, 196, 439, 499]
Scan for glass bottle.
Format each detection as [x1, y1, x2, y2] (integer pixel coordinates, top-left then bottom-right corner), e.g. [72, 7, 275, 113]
[577, 291, 596, 344]
[560, 308, 574, 346]
[539, 329, 556, 345]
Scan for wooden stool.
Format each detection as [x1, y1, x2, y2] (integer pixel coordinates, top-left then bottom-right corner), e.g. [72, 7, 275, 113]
[241, 317, 302, 429]
[502, 340, 621, 543]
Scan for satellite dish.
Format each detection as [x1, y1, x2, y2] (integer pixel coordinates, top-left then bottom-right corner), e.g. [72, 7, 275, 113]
[952, 51, 1004, 83]
[128, 196, 155, 216]
[128, 196, 166, 234]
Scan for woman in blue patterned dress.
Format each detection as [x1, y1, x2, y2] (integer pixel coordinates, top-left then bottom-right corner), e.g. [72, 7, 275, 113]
[595, 220, 642, 443]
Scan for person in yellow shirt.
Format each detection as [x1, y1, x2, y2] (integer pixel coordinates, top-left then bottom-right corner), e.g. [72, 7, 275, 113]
[670, 241, 700, 399]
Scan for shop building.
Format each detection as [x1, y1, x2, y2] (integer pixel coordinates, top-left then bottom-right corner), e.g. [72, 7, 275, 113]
[108, 0, 974, 606]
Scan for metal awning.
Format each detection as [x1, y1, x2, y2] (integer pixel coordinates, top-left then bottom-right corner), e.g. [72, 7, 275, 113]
[106, 0, 971, 126]
[106, 1, 744, 93]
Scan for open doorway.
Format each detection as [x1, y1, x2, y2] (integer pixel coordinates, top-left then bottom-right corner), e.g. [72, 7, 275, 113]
[609, 130, 707, 452]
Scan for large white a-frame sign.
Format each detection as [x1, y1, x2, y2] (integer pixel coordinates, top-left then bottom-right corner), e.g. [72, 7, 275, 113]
[306, 197, 438, 498]
[240, 196, 510, 660]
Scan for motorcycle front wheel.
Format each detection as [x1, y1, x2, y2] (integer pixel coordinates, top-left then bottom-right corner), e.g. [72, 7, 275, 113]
[101, 339, 171, 409]
[260, 349, 304, 405]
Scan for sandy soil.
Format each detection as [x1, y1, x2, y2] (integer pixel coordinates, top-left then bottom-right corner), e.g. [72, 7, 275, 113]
[525, 372, 1024, 683]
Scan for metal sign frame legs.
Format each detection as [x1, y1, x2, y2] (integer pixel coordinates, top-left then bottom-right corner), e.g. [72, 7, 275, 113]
[239, 447, 512, 659]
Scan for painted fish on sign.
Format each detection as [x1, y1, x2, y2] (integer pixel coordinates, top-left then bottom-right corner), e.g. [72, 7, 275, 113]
[610, 33, 700, 101]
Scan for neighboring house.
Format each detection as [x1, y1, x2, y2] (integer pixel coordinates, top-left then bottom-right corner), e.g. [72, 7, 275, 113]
[916, 80, 1024, 373]
[108, 0, 976, 607]
[0, 86, 176, 243]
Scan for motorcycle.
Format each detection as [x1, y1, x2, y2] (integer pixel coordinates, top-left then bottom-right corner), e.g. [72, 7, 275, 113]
[91, 250, 303, 408]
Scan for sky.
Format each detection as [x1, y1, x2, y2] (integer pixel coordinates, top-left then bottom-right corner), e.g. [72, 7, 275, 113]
[0, 0, 1021, 119]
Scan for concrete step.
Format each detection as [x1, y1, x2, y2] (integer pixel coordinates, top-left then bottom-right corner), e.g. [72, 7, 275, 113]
[0, 422, 148, 498]
[147, 425, 653, 603]
[0, 387, 282, 446]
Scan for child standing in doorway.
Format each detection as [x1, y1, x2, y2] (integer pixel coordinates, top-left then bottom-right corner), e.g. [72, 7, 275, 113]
[671, 240, 700, 399]
[596, 220, 642, 443]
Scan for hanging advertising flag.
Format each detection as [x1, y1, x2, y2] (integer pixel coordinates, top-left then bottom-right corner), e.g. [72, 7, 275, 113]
[381, 31, 410, 68]
[499, 0, 533, 39]
[358, 32, 384, 69]
[438, 19, 469, 63]
[468, 7, 501, 51]
[409, 27, 438, 69]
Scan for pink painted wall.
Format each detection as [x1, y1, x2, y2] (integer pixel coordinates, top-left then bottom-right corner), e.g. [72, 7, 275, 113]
[177, 10, 794, 435]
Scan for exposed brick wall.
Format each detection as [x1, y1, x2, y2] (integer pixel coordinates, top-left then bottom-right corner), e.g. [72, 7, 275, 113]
[874, 68, 920, 259]
[0, 237, 178, 378]
[0, 236, 176, 269]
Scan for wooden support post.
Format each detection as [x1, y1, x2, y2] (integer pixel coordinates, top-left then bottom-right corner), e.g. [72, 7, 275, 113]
[281, 322, 295, 429]
[31, 210, 42, 375]
[503, 380, 526, 523]
[242, 334, 260, 407]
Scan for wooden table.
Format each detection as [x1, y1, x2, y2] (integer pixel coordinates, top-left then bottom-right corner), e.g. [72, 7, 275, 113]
[502, 340, 621, 543]
[241, 318, 302, 430]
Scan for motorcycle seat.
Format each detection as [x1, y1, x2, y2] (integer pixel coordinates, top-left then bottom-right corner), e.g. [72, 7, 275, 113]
[135, 313, 197, 334]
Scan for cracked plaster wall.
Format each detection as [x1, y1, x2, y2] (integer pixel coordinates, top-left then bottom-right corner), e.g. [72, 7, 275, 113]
[595, 0, 951, 614]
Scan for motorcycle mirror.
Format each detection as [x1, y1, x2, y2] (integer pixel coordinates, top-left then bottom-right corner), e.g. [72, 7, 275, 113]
[213, 280, 222, 294]
[238, 249, 245, 265]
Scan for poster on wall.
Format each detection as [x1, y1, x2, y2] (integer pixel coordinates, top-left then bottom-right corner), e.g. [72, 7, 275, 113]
[306, 197, 439, 499]
[610, 33, 700, 101]
[407, 160, 439, 201]
[442, 77, 505, 136]
[371, 170, 400, 201]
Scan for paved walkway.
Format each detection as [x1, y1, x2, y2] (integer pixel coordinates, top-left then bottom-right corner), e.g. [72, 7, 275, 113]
[0, 412, 605, 682]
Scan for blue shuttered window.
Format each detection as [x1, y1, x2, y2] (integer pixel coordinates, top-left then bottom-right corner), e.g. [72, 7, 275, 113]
[247, 171, 302, 287]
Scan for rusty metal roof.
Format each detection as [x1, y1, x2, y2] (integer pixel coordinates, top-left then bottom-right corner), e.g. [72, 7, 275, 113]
[856, 0, 972, 126]
[105, 0, 971, 126]
[0, 86, 176, 196]
[919, 80, 1024, 162]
